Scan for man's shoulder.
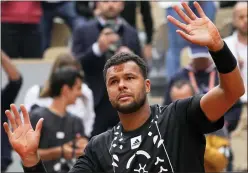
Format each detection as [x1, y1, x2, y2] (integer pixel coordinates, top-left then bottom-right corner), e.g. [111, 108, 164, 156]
[30, 107, 48, 120]
[74, 19, 98, 32]
[90, 129, 113, 147]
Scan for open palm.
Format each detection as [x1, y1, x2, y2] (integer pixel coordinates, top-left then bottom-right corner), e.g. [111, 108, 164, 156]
[168, 2, 223, 51]
[3, 104, 43, 160]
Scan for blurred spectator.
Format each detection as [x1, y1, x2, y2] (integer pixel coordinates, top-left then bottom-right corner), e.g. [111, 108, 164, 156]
[30, 67, 87, 173]
[72, 1, 142, 137]
[224, 3, 247, 171]
[163, 46, 218, 105]
[163, 46, 242, 133]
[224, 2, 247, 104]
[121, 1, 154, 60]
[224, 1, 247, 135]
[158, 2, 218, 80]
[1, 1, 42, 58]
[169, 80, 195, 102]
[170, 79, 231, 173]
[24, 53, 95, 138]
[40, 1, 82, 53]
[1, 51, 23, 172]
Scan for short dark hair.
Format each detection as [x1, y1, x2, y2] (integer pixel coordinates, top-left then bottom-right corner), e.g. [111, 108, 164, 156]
[171, 80, 195, 95]
[103, 52, 148, 82]
[49, 66, 84, 98]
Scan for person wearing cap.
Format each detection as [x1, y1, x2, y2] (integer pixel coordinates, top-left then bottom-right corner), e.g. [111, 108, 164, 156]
[163, 46, 242, 133]
[163, 46, 218, 105]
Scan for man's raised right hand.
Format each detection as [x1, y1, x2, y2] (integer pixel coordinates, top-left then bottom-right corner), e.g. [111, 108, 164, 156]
[3, 104, 44, 167]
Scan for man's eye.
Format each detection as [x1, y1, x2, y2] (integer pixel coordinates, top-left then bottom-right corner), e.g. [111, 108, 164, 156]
[111, 80, 118, 84]
[127, 77, 134, 80]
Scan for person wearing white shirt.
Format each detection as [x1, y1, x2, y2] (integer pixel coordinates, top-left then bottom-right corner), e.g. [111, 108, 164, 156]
[23, 53, 96, 138]
[224, 2, 247, 104]
[224, 2, 247, 171]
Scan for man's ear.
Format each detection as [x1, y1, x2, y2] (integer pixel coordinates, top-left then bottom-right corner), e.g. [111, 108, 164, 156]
[145, 79, 151, 93]
[61, 85, 69, 96]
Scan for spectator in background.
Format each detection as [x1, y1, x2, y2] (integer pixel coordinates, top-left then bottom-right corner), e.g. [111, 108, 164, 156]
[224, 3, 247, 171]
[40, 1, 81, 54]
[163, 46, 218, 105]
[121, 1, 154, 60]
[158, 2, 218, 80]
[224, 2, 247, 107]
[1, 51, 23, 172]
[24, 53, 95, 138]
[1, 1, 42, 58]
[30, 67, 87, 173]
[72, 1, 142, 137]
[169, 80, 195, 102]
[163, 46, 242, 134]
[170, 80, 231, 173]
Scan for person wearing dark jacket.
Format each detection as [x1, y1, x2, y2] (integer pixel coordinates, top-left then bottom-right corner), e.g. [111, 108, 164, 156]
[72, 1, 142, 137]
[1, 51, 23, 171]
[3, 2, 245, 173]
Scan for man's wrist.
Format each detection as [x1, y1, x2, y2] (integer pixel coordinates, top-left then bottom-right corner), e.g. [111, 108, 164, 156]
[208, 40, 224, 52]
[22, 152, 40, 168]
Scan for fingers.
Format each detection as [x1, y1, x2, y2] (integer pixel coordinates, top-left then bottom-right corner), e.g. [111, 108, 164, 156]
[167, 15, 189, 32]
[10, 104, 22, 126]
[3, 122, 12, 137]
[176, 30, 192, 43]
[172, 5, 191, 24]
[181, 2, 198, 20]
[35, 118, 44, 135]
[5, 110, 17, 130]
[194, 1, 206, 18]
[20, 104, 30, 124]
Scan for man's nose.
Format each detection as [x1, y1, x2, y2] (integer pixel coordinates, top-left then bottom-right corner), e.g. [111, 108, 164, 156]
[118, 80, 126, 90]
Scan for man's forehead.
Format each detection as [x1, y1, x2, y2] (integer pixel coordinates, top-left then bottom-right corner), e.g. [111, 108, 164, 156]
[108, 61, 139, 72]
[106, 61, 140, 77]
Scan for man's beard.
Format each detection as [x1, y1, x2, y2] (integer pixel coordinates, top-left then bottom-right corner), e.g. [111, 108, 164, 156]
[239, 28, 248, 37]
[113, 93, 147, 114]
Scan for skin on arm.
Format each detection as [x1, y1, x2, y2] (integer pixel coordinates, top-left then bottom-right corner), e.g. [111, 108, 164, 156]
[1, 50, 21, 81]
[168, 2, 245, 122]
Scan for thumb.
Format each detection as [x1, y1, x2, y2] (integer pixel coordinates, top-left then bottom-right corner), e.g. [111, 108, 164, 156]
[35, 118, 44, 135]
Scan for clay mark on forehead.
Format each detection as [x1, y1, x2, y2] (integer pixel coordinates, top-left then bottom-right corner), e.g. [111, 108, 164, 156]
[112, 64, 125, 73]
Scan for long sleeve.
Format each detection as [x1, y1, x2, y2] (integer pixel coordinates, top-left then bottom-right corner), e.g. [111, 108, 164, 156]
[140, 1, 153, 44]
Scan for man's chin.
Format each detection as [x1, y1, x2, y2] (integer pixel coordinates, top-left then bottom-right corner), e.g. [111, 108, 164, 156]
[115, 103, 139, 114]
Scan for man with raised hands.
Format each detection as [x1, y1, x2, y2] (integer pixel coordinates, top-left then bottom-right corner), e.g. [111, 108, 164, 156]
[3, 2, 244, 172]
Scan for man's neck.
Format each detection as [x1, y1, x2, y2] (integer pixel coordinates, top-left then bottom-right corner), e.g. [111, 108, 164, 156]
[49, 97, 67, 117]
[237, 31, 248, 45]
[119, 101, 151, 132]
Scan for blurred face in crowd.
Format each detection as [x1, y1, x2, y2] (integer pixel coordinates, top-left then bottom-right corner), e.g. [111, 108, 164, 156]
[233, 2, 247, 36]
[106, 61, 150, 114]
[63, 78, 82, 105]
[97, 1, 124, 19]
[170, 84, 194, 102]
[192, 58, 212, 71]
